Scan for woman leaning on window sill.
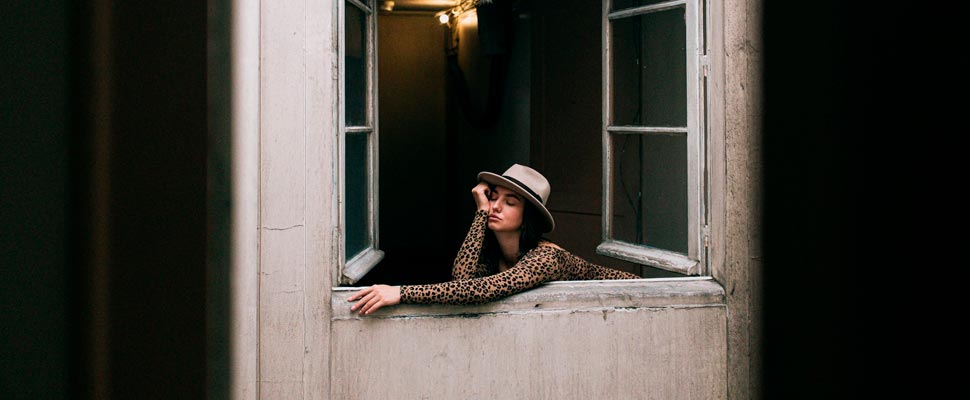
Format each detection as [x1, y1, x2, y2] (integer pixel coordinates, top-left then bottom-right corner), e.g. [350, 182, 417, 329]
[348, 164, 639, 315]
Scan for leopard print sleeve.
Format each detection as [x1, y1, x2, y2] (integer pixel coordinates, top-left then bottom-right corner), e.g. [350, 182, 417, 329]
[451, 210, 490, 280]
[582, 263, 641, 280]
[402, 246, 566, 304]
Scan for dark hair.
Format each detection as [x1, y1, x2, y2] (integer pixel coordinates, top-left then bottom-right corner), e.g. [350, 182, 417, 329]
[480, 192, 548, 271]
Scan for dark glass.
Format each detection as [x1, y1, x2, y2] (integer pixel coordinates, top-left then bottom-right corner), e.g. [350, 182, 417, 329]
[345, 2, 367, 126]
[612, 0, 671, 12]
[611, 8, 687, 127]
[345, 133, 369, 259]
[611, 134, 688, 254]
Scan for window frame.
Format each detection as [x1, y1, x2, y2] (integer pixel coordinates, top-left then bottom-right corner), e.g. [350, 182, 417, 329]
[338, 0, 384, 285]
[598, 0, 709, 276]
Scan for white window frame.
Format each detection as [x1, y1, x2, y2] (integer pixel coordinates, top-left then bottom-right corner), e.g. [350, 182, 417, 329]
[338, 0, 384, 284]
[598, 0, 709, 276]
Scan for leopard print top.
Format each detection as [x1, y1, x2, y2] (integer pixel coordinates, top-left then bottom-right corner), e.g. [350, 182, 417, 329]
[400, 210, 641, 304]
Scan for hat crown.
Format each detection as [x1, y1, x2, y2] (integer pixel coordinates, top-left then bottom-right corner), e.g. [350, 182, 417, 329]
[477, 164, 555, 232]
[501, 164, 550, 205]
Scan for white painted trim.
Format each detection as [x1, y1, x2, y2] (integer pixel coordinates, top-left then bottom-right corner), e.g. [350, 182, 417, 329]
[601, 0, 613, 245]
[607, 126, 688, 135]
[345, 126, 373, 133]
[337, 0, 382, 285]
[343, 247, 385, 284]
[706, 0, 725, 280]
[608, 0, 686, 20]
[368, 0, 382, 270]
[596, 240, 699, 275]
[685, 0, 705, 272]
[332, 277, 723, 319]
[230, 0, 260, 398]
[337, 0, 348, 286]
[347, 0, 372, 14]
[601, 0, 708, 275]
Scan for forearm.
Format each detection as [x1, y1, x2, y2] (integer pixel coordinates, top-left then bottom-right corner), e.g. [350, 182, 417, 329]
[451, 210, 490, 280]
[405, 247, 565, 304]
[401, 278, 521, 305]
[584, 265, 641, 280]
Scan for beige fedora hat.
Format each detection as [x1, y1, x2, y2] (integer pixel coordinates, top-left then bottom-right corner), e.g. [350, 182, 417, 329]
[478, 164, 555, 233]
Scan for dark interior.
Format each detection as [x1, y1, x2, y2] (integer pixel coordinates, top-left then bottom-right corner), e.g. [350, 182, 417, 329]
[356, 0, 680, 286]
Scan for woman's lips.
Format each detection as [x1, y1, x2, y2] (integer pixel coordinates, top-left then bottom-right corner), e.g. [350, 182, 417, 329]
[488, 215, 501, 222]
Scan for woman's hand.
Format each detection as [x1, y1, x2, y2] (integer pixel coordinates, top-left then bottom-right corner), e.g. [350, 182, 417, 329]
[471, 181, 492, 213]
[348, 284, 401, 315]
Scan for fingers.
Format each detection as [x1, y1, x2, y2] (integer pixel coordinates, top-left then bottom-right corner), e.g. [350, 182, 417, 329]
[359, 296, 384, 315]
[349, 285, 398, 316]
[472, 183, 492, 212]
[347, 286, 372, 302]
[351, 291, 377, 312]
[472, 182, 491, 197]
[348, 286, 383, 315]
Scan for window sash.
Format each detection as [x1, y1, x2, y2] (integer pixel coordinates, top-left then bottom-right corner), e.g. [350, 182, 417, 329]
[601, 0, 706, 276]
[608, 0, 686, 20]
[338, 0, 382, 285]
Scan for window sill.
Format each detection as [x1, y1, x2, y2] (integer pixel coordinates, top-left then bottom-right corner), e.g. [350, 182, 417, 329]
[331, 277, 724, 320]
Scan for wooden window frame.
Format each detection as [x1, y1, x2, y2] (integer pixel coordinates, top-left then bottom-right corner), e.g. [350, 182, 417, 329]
[598, 0, 710, 276]
[338, 0, 384, 284]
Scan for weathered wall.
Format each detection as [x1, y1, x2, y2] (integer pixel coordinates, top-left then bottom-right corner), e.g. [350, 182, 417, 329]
[251, 0, 337, 398]
[716, 0, 764, 399]
[331, 280, 727, 400]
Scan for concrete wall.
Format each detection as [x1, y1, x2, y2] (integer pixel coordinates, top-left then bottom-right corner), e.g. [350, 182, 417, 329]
[331, 279, 727, 400]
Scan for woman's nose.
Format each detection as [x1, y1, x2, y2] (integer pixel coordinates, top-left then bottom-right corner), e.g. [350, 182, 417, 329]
[490, 199, 501, 212]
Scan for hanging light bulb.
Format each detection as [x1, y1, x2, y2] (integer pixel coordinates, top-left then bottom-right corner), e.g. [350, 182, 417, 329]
[438, 13, 450, 24]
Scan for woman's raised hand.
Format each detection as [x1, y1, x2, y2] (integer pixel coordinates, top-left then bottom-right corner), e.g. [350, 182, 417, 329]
[348, 284, 401, 315]
[471, 181, 492, 213]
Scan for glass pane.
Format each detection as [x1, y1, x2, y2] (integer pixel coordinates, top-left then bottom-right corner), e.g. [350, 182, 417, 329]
[612, 0, 670, 12]
[611, 133, 688, 254]
[345, 133, 369, 259]
[611, 8, 686, 127]
[345, 2, 367, 126]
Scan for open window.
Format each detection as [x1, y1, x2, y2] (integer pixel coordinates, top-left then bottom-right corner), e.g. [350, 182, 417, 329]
[339, 0, 384, 284]
[598, 0, 709, 276]
[338, 0, 716, 286]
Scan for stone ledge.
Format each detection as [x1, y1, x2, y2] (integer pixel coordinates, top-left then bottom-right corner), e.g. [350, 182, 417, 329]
[332, 277, 725, 320]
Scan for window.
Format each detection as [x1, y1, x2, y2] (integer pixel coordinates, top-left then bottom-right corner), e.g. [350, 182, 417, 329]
[599, 0, 708, 275]
[340, 0, 383, 284]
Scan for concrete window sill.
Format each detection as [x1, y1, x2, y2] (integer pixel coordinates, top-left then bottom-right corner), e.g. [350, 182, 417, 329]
[331, 277, 724, 320]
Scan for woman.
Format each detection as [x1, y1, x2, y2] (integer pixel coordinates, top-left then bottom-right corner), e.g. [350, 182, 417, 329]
[349, 164, 640, 315]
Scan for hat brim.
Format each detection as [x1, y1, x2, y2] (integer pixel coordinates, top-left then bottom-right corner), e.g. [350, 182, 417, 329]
[478, 171, 555, 233]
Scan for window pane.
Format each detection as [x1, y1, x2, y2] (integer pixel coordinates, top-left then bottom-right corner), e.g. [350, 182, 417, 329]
[610, 8, 686, 127]
[345, 133, 369, 259]
[611, 134, 688, 254]
[345, 2, 367, 126]
[612, 0, 670, 13]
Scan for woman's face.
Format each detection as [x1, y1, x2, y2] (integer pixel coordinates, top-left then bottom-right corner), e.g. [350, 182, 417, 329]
[487, 185, 525, 233]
